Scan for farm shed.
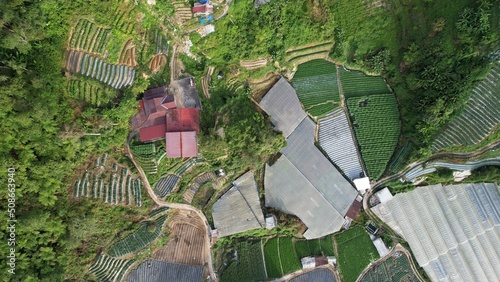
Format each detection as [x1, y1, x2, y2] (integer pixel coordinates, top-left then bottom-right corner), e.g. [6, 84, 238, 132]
[288, 268, 337, 282]
[126, 260, 204, 282]
[373, 183, 500, 282]
[212, 171, 265, 237]
[353, 177, 370, 194]
[258, 77, 307, 138]
[265, 118, 358, 239]
[318, 108, 364, 180]
[165, 131, 198, 158]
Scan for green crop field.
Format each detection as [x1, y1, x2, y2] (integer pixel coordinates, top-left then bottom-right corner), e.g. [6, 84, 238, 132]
[67, 79, 116, 106]
[335, 225, 380, 282]
[359, 253, 419, 282]
[338, 67, 390, 98]
[292, 60, 341, 117]
[221, 241, 267, 282]
[347, 94, 400, 179]
[295, 235, 335, 258]
[264, 237, 282, 278]
[278, 237, 301, 274]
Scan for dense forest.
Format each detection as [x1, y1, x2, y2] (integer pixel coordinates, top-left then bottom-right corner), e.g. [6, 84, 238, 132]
[0, 0, 498, 280]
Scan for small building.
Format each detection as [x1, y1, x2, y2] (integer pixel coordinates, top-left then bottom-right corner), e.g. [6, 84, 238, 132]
[327, 256, 336, 266]
[366, 222, 379, 235]
[353, 177, 371, 194]
[301, 257, 316, 269]
[374, 187, 393, 204]
[192, 3, 213, 16]
[265, 215, 277, 230]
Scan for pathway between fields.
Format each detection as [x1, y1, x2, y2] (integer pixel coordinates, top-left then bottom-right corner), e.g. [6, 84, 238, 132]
[126, 131, 217, 281]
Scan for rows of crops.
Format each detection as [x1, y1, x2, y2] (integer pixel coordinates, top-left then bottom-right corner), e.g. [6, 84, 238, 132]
[347, 94, 400, 179]
[335, 225, 380, 282]
[108, 215, 168, 257]
[88, 253, 135, 282]
[264, 237, 301, 278]
[432, 62, 500, 151]
[66, 50, 136, 89]
[294, 235, 335, 258]
[112, 3, 137, 34]
[220, 241, 267, 282]
[388, 142, 413, 173]
[292, 60, 341, 117]
[338, 67, 390, 98]
[69, 19, 111, 54]
[154, 174, 180, 198]
[66, 79, 116, 106]
[285, 41, 333, 62]
[360, 253, 418, 282]
[73, 155, 142, 206]
[131, 143, 159, 174]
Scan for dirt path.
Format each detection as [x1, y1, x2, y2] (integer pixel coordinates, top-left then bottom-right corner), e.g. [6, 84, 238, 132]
[126, 131, 217, 281]
[170, 44, 177, 82]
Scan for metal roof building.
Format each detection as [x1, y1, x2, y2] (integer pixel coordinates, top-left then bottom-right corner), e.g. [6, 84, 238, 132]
[166, 131, 197, 158]
[373, 183, 500, 282]
[212, 171, 265, 237]
[258, 77, 307, 138]
[318, 108, 364, 180]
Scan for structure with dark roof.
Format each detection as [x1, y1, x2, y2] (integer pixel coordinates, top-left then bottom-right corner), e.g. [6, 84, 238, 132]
[212, 171, 265, 237]
[260, 78, 358, 239]
[131, 78, 201, 158]
[126, 260, 204, 282]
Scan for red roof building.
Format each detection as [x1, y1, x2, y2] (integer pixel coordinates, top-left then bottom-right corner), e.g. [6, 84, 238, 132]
[132, 82, 201, 158]
[192, 3, 213, 15]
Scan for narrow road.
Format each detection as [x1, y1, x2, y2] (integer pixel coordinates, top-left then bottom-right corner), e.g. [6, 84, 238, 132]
[126, 132, 217, 281]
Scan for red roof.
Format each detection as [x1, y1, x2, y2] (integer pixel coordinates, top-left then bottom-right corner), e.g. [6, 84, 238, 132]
[166, 131, 198, 158]
[140, 124, 166, 142]
[192, 5, 206, 13]
[166, 108, 200, 133]
[166, 132, 182, 158]
[345, 197, 362, 220]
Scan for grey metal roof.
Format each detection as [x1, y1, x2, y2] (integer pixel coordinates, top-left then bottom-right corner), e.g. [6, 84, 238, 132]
[212, 171, 265, 237]
[126, 260, 203, 282]
[288, 268, 336, 282]
[318, 108, 364, 180]
[373, 183, 500, 282]
[265, 118, 357, 239]
[259, 77, 307, 138]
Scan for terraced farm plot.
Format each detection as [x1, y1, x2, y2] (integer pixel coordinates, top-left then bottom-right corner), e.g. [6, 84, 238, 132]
[107, 215, 168, 258]
[359, 252, 419, 282]
[335, 225, 380, 282]
[278, 237, 301, 274]
[220, 241, 267, 282]
[88, 253, 135, 282]
[111, 2, 137, 34]
[286, 41, 333, 65]
[69, 19, 111, 55]
[295, 235, 335, 258]
[131, 143, 160, 174]
[432, 61, 500, 151]
[153, 210, 206, 265]
[263, 237, 301, 278]
[292, 60, 341, 117]
[73, 154, 143, 206]
[65, 50, 136, 89]
[66, 79, 116, 106]
[338, 67, 390, 98]
[264, 237, 282, 278]
[347, 94, 400, 179]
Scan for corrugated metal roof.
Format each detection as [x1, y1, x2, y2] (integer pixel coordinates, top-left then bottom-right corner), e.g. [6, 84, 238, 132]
[259, 77, 307, 138]
[181, 131, 197, 158]
[144, 86, 166, 100]
[166, 108, 200, 133]
[140, 124, 166, 142]
[166, 132, 181, 158]
[318, 108, 364, 180]
[373, 183, 500, 282]
[212, 171, 265, 237]
[288, 268, 336, 282]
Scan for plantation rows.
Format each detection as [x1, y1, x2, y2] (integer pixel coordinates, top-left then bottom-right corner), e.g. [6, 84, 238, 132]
[154, 174, 180, 198]
[335, 226, 380, 282]
[69, 19, 111, 54]
[66, 79, 116, 106]
[131, 143, 159, 174]
[112, 3, 137, 34]
[347, 94, 400, 179]
[292, 60, 341, 117]
[108, 215, 168, 258]
[285, 41, 333, 62]
[388, 142, 413, 173]
[73, 156, 142, 206]
[360, 253, 418, 282]
[89, 253, 135, 282]
[221, 235, 336, 281]
[338, 67, 390, 98]
[432, 62, 500, 151]
[148, 206, 169, 218]
[66, 50, 135, 89]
